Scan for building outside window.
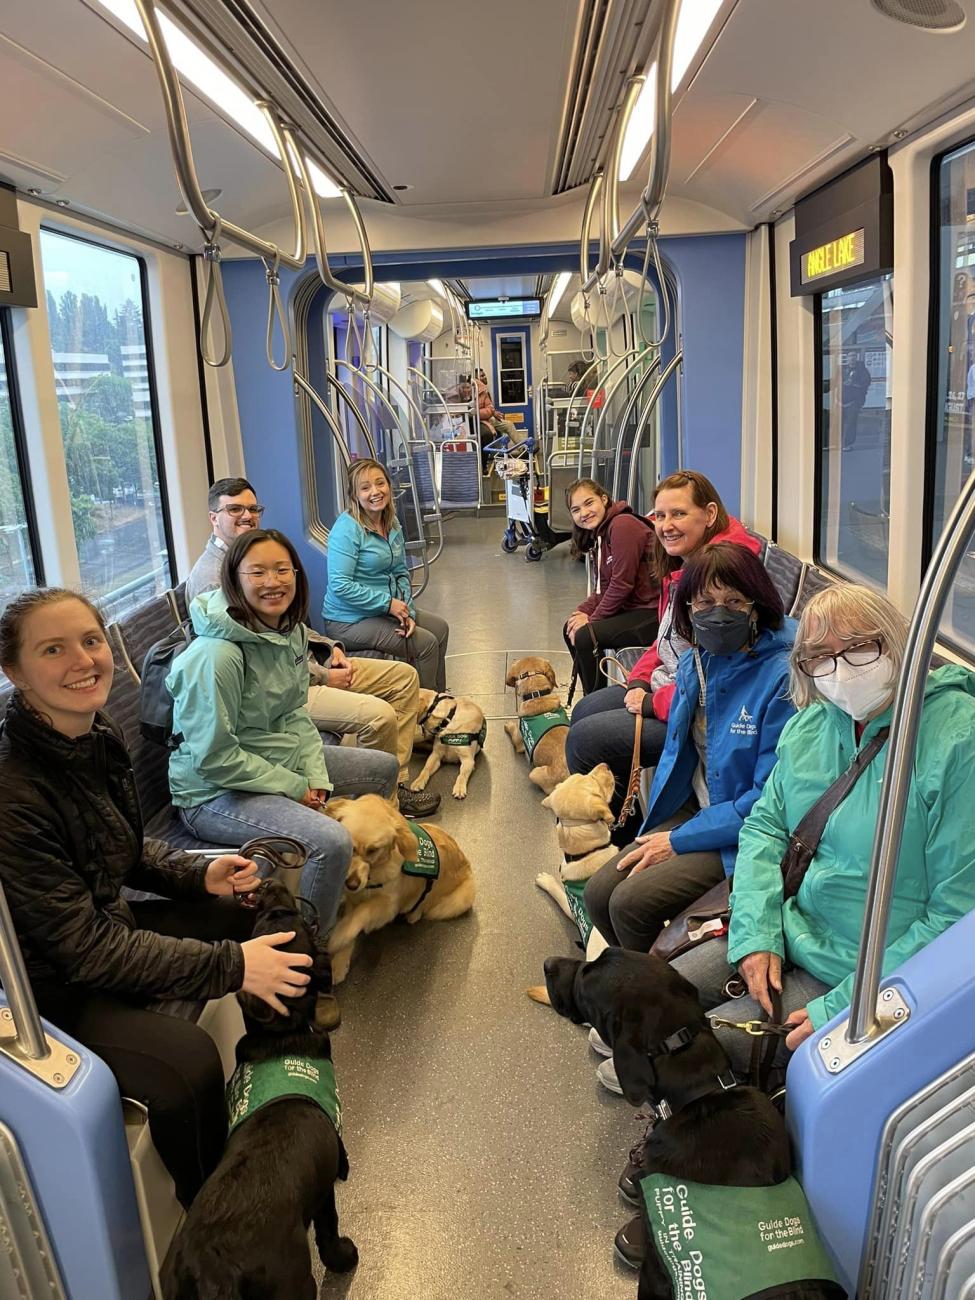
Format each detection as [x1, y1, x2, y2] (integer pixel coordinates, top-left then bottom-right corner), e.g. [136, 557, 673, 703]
[0, 315, 38, 611]
[40, 229, 172, 617]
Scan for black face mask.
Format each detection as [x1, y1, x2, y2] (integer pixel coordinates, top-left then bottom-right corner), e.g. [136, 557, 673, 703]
[691, 607, 753, 656]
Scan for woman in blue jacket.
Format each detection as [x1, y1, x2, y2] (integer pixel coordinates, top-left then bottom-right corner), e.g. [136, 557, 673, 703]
[584, 543, 796, 957]
[322, 459, 449, 691]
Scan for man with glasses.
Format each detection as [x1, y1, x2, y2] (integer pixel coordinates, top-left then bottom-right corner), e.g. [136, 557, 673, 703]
[185, 477, 439, 816]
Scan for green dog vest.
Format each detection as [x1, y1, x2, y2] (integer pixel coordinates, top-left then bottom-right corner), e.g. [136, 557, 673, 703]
[640, 1173, 838, 1300]
[519, 708, 569, 762]
[226, 1055, 342, 1138]
[562, 877, 592, 944]
[439, 720, 488, 748]
[402, 822, 440, 879]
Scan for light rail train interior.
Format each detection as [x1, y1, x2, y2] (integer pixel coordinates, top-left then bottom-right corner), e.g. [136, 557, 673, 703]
[4, 0, 975, 1297]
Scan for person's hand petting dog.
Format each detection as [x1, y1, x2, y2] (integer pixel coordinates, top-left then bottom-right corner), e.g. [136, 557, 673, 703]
[240, 932, 313, 1015]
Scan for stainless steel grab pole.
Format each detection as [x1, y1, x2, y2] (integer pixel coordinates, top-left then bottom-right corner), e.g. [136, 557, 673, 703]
[0, 880, 49, 1061]
[626, 350, 682, 507]
[847, 468, 975, 1042]
[611, 354, 661, 499]
[588, 351, 643, 478]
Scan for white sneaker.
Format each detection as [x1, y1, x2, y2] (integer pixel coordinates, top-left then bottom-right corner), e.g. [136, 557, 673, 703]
[588, 1026, 612, 1057]
[597, 1056, 623, 1095]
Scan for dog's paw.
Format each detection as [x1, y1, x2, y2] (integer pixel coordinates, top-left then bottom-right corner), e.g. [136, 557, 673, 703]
[451, 787, 467, 800]
[320, 1235, 358, 1273]
[535, 872, 558, 890]
[408, 778, 427, 792]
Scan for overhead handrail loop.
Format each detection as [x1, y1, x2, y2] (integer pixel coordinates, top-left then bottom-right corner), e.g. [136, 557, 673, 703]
[0, 879, 49, 1061]
[262, 249, 290, 372]
[626, 349, 682, 507]
[200, 215, 232, 368]
[847, 467, 975, 1043]
[291, 147, 373, 305]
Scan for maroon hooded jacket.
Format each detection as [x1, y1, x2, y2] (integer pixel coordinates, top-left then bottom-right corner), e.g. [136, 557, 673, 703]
[575, 500, 658, 620]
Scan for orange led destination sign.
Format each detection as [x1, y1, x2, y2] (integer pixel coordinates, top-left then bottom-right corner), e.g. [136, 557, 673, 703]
[801, 229, 866, 285]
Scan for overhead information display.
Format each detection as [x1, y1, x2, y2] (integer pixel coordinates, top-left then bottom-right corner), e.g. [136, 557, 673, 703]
[466, 299, 541, 320]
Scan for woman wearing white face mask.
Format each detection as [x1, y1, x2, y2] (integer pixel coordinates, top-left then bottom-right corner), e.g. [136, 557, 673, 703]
[662, 584, 975, 1075]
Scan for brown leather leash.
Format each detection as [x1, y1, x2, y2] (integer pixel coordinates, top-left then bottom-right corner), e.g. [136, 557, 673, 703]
[615, 711, 644, 828]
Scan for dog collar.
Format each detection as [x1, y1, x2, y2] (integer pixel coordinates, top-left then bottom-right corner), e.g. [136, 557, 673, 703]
[563, 847, 601, 864]
[642, 1021, 739, 1123]
[419, 691, 456, 731]
[521, 688, 553, 703]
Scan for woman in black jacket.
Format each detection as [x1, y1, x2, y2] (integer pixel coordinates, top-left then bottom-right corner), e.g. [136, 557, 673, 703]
[0, 587, 314, 1207]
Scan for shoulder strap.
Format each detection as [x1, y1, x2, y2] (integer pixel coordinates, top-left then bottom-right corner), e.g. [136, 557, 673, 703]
[789, 726, 890, 862]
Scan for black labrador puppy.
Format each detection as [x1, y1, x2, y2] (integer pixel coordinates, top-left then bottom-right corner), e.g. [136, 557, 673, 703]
[543, 948, 845, 1300]
[163, 881, 358, 1299]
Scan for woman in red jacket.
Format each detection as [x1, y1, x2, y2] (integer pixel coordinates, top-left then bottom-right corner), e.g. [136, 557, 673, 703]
[563, 479, 659, 695]
[565, 470, 762, 832]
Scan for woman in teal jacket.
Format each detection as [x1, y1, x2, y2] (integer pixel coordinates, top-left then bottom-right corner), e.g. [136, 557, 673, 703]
[669, 583, 975, 1076]
[168, 528, 399, 929]
[321, 459, 449, 691]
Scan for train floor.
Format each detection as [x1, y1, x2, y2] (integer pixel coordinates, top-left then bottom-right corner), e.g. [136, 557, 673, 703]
[316, 513, 638, 1299]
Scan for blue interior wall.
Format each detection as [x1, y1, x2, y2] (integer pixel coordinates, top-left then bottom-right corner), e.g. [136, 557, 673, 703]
[220, 233, 746, 617]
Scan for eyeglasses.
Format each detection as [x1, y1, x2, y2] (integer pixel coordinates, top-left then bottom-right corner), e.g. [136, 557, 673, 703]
[690, 596, 754, 614]
[216, 503, 265, 518]
[240, 565, 296, 580]
[797, 638, 883, 678]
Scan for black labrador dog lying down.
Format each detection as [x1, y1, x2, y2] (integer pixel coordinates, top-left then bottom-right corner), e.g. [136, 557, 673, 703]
[163, 880, 358, 1300]
[543, 949, 846, 1300]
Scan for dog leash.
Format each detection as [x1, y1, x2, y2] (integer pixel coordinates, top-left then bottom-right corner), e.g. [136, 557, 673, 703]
[615, 712, 644, 829]
[710, 989, 790, 1094]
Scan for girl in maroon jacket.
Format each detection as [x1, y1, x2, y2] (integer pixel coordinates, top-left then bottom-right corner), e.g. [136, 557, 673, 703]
[562, 479, 659, 695]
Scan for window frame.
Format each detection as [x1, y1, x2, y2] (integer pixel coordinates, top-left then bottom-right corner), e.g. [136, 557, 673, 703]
[0, 304, 44, 587]
[39, 224, 176, 595]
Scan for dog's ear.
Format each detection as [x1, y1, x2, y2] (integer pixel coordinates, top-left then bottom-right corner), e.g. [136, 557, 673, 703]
[582, 790, 614, 825]
[543, 662, 558, 687]
[540, 791, 554, 812]
[323, 797, 351, 821]
[313, 942, 333, 996]
[592, 763, 617, 805]
[394, 815, 419, 860]
[238, 991, 279, 1026]
[610, 1008, 657, 1106]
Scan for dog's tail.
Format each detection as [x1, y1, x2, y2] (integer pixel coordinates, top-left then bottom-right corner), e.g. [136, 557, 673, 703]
[526, 984, 552, 1006]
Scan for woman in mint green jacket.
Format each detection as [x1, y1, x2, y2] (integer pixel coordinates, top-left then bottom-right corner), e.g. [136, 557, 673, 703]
[667, 583, 975, 1076]
[168, 528, 398, 929]
[321, 459, 449, 691]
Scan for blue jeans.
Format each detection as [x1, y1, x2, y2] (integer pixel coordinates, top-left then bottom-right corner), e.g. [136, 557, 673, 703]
[180, 745, 399, 930]
[566, 686, 666, 822]
[669, 938, 829, 1076]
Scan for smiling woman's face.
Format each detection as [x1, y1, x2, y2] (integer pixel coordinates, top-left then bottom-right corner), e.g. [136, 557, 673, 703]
[6, 597, 114, 737]
[652, 486, 718, 560]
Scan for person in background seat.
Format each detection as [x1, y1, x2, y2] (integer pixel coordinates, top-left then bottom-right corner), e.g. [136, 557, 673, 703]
[565, 470, 761, 835]
[562, 478, 659, 696]
[322, 459, 449, 692]
[0, 588, 314, 1209]
[186, 476, 437, 817]
[169, 528, 400, 929]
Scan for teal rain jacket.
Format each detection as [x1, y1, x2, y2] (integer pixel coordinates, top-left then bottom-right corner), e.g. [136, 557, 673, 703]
[728, 665, 975, 1028]
[321, 512, 414, 624]
[167, 589, 330, 808]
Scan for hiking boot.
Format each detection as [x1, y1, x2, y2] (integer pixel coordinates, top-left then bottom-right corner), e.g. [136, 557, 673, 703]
[613, 1213, 648, 1270]
[618, 1112, 657, 1205]
[398, 785, 441, 817]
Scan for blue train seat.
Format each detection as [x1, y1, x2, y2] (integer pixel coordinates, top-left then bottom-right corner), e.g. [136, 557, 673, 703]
[763, 542, 804, 612]
[787, 907, 975, 1295]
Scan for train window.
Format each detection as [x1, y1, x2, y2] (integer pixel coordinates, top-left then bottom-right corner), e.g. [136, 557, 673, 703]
[815, 273, 893, 590]
[0, 311, 40, 610]
[39, 230, 172, 616]
[930, 139, 975, 654]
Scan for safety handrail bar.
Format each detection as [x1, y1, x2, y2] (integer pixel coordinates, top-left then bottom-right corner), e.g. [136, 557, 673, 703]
[581, 0, 681, 293]
[577, 351, 639, 475]
[580, 170, 605, 287]
[586, 350, 644, 477]
[562, 357, 604, 447]
[603, 77, 647, 256]
[0, 879, 49, 1061]
[611, 353, 662, 499]
[626, 349, 682, 507]
[321, 370, 376, 460]
[293, 371, 352, 471]
[294, 142, 373, 304]
[847, 467, 975, 1042]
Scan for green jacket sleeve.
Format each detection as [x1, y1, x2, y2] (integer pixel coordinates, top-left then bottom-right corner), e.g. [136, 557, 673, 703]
[327, 519, 394, 616]
[178, 643, 308, 800]
[726, 758, 790, 965]
[291, 704, 332, 792]
[806, 736, 975, 1028]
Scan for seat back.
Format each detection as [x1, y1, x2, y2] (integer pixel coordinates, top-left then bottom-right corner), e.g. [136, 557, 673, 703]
[744, 527, 768, 563]
[791, 563, 836, 617]
[171, 582, 189, 623]
[114, 594, 179, 677]
[763, 543, 804, 613]
[105, 626, 172, 823]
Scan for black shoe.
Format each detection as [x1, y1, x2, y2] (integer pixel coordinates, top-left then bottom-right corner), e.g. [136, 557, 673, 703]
[618, 1112, 656, 1205]
[398, 784, 441, 817]
[613, 1213, 648, 1270]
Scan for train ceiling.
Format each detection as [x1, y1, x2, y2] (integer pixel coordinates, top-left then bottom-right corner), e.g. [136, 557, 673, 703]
[2, 0, 975, 253]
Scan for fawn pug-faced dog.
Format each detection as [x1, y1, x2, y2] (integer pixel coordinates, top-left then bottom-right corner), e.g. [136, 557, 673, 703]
[534, 763, 617, 945]
[542, 949, 845, 1300]
[504, 656, 569, 795]
[410, 688, 487, 800]
[324, 794, 476, 983]
[162, 880, 357, 1300]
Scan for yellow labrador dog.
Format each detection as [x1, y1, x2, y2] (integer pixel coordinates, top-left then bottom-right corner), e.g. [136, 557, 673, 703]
[409, 688, 487, 800]
[535, 763, 618, 941]
[504, 656, 569, 795]
[324, 794, 476, 983]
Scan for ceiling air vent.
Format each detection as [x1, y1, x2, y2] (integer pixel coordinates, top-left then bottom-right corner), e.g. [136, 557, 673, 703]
[870, 0, 966, 32]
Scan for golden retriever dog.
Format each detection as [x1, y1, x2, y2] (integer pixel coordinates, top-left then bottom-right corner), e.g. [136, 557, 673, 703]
[409, 688, 486, 800]
[504, 656, 569, 795]
[535, 763, 618, 938]
[324, 794, 476, 983]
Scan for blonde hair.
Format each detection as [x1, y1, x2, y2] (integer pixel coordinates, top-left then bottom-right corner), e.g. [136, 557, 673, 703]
[789, 584, 908, 708]
[346, 459, 396, 535]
